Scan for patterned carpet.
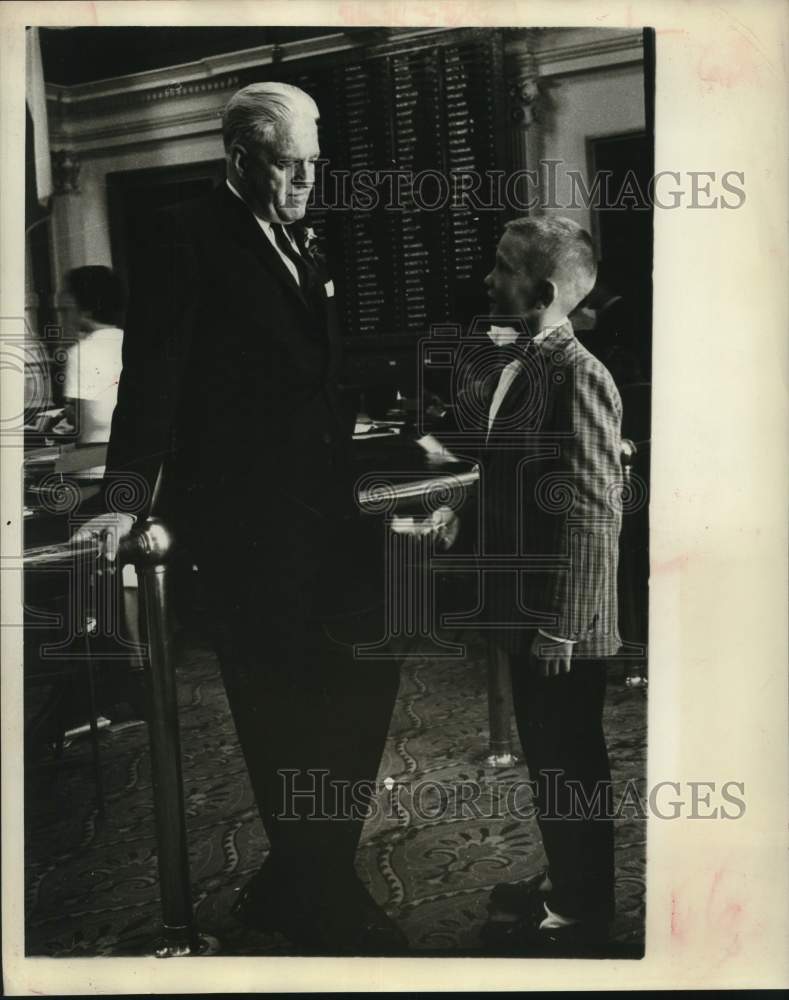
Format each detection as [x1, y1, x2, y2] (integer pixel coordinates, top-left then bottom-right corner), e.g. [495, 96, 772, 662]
[24, 627, 646, 958]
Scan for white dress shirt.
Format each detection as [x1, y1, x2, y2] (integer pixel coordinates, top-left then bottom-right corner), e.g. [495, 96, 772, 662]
[486, 321, 567, 437]
[63, 325, 124, 443]
[226, 179, 301, 285]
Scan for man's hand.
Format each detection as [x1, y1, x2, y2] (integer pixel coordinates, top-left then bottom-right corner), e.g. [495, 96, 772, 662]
[71, 512, 136, 563]
[530, 631, 574, 678]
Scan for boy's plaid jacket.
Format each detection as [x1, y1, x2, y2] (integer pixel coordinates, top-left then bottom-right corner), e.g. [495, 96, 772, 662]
[479, 321, 624, 659]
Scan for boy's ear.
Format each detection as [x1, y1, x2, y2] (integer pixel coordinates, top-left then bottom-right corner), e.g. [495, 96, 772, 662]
[535, 278, 557, 311]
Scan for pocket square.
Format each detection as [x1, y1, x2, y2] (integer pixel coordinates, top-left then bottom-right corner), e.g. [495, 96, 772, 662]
[324, 280, 335, 298]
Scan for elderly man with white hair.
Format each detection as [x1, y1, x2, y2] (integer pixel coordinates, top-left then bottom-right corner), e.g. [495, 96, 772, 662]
[76, 82, 404, 954]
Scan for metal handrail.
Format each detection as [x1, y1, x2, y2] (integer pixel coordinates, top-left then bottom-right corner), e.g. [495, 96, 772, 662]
[24, 537, 103, 568]
[25, 519, 201, 957]
[357, 468, 480, 509]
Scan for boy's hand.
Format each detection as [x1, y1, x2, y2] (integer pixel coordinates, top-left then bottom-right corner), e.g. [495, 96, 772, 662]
[530, 631, 573, 677]
[390, 506, 460, 551]
[430, 506, 460, 550]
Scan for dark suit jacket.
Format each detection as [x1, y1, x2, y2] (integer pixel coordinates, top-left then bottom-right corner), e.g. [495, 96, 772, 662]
[482, 323, 623, 659]
[101, 183, 360, 611]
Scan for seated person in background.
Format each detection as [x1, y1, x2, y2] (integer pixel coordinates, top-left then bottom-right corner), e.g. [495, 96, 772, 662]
[61, 267, 144, 716]
[61, 266, 124, 444]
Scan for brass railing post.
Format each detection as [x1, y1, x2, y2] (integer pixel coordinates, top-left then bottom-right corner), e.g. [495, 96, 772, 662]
[121, 517, 203, 957]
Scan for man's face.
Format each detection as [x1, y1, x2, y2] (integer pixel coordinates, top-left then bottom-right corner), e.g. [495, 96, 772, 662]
[484, 232, 541, 323]
[243, 114, 320, 224]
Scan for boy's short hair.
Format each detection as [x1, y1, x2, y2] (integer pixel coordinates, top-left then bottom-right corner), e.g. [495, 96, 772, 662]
[504, 216, 598, 310]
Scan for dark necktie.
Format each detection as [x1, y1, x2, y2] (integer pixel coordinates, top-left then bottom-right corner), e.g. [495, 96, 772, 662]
[271, 223, 326, 326]
[271, 223, 313, 290]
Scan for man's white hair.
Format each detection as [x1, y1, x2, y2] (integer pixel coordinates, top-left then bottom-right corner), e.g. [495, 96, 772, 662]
[222, 82, 319, 154]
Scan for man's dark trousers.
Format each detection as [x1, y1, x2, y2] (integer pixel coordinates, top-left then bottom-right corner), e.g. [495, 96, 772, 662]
[197, 502, 400, 899]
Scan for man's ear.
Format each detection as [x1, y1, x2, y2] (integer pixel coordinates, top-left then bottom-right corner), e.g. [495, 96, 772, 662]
[535, 278, 557, 311]
[230, 143, 248, 179]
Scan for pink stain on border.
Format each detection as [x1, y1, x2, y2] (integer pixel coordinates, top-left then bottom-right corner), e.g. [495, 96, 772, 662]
[337, 1, 485, 29]
[651, 552, 689, 575]
[706, 867, 745, 958]
[670, 890, 684, 941]
[697, 28, 762, 90]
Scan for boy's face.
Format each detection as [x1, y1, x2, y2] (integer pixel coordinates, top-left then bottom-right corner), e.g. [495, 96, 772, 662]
[484, 232, 542, 323]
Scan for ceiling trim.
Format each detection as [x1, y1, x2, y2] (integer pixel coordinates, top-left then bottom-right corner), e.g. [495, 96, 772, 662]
[45, 29, 446, 113]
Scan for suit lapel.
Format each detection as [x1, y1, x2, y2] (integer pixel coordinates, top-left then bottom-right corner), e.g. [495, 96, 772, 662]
[488, 323, 575, 439]
[292, 225, 338, 354]
[488, 339, 539, 439]
[219, 185, 328, 335]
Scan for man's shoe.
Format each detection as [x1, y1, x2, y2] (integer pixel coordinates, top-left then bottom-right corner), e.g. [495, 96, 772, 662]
[488, 871, 552, 916]
[231, 868, 313, 945]
[481, 898, 610, 957]
[231, 868, 408, 955]
[337, 884, 409, 956]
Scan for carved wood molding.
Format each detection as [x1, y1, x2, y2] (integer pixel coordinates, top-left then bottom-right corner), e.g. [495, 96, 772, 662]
[44, 28, 442, 118]
[48, 73, 242, 121]
[50, 149, 81, 194]
[49, 106, 225, 153]
[533, 30, 644, 77]
[505, 32, 541, 130]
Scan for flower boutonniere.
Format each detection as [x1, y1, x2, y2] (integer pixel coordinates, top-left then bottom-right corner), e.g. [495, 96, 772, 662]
[300, 225, 326, 270]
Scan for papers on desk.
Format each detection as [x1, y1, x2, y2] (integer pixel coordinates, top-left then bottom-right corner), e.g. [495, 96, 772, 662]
[353, 419, 401, 440]
[55, 442, 108, 474]
[24, 444, 67, 464]
[23, 407, 67, 434]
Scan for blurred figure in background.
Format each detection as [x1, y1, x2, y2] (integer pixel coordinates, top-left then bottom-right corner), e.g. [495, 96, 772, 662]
[60, 268, 144, 719]
[61, 266, 124, 444]
[571, 258, 650, 390]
